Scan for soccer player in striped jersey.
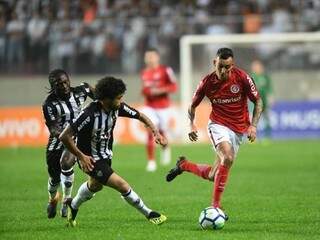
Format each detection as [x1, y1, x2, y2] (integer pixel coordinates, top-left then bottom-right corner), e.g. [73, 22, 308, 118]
[166, 48, 263, 215]
[42, 69, 94, 218]
[59, 76, 168, 227]
[140, 48, 178, 172]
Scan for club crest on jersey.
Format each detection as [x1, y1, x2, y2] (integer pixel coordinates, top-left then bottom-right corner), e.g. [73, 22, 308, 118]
[230, 84, 240, 93]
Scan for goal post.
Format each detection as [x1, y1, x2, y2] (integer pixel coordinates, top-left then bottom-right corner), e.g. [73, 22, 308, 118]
[179, 32, 320, 141]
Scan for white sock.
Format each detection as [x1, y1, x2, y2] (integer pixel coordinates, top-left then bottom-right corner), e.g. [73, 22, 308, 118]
[122, 189, 152, 217]
[48, 178, 60, 200]
[61, 168, 74, 200]
[160, 147, 171, 165]
[71, 182, 94, 209]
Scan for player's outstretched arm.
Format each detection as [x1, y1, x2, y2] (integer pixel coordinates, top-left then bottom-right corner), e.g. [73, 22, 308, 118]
[248, 97, 263, 142]
[188, 105, 198, 141]
[138, 112, 168, 147]
[59, 125, 94, 172]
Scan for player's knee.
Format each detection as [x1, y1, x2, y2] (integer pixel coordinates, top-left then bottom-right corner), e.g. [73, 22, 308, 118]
[60, 158, 74, 170]
[223, 154, 234, 167]
[116, 180, 130, 193]
[88, 180, 103, 193]
[50, 176, 60, 186]
[208, 168, 215, 181]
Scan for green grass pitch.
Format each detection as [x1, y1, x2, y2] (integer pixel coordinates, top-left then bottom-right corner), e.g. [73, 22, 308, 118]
[0, 140, 319, 240]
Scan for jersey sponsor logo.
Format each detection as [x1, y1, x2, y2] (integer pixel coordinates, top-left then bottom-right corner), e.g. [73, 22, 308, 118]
[247, 75, 258, 96]
[77, 116, 90, 132]
[212, 95, 241, 104]
[230, 84, 240, 93]
[97, 170, 103, 177]
[123, 105, 137, 116]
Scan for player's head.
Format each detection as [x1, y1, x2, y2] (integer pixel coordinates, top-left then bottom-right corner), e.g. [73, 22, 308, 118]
[48, 69, 70, 98]
[144, 48, 160, 68]
[214, 48, 234, 81]
[95, 76, 127, 110]
[251, 59, 265, 74]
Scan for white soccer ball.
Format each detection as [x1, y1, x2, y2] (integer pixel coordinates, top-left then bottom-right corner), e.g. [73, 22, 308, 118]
[198, 207, 226, 230]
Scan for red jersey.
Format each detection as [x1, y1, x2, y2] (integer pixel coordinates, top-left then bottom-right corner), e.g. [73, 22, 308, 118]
[141, 65, 177, 108]
[191, 67, 260, 134]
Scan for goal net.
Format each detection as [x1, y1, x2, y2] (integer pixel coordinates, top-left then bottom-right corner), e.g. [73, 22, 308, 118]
[179, 32, 320, 141]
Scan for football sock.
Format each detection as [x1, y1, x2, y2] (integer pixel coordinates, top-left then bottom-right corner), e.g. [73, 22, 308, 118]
[61, 168, 74, 200]
[147, 132, 155, 161]
[71, 182, 94, 210]
[48, 178, 60, 200]
[121, 188, 152, 217]
[212, 164, 230, 208]
[180, 160, 212, 180]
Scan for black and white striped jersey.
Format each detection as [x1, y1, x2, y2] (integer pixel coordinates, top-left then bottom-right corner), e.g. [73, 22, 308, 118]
[42, 83, 94, 151]
[70, 101, 140, 161]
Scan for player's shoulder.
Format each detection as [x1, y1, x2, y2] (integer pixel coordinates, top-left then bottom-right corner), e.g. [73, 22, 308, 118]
[42, 93, 57, 107]
[201, 72, 215, 84]
[84, 100, 99, 112]
[159, 64, 172, 72]
[72, 84, 88, 96]
[232, 67, 249, 79]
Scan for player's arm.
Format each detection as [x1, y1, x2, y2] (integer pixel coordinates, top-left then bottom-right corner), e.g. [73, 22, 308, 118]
[81, 82, 95, 99]
[59, 125, 94, 173]
[247, 97, 263, 142]
[188, 77, 206, 141]
[245, 74, 263, 142]
[138, 112, 167, 147]
[48, 122, 63, 138]
[42, 103, 62, 138]
[188, 105, 198, 141]
[118, 102, 167, 147]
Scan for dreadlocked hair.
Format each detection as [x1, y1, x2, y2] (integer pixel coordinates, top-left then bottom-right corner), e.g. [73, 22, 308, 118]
[95, 76, 126, 100]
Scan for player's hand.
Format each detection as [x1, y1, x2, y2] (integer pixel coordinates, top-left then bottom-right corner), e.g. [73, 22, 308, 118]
[188, 124, 198, 142]
[154, 132, 168, 147]
[247, 125, 257, 142]
[78, 154, 95, 173]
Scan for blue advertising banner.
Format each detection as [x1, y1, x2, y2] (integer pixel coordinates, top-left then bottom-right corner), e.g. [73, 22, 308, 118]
[258, 101, 320, 139]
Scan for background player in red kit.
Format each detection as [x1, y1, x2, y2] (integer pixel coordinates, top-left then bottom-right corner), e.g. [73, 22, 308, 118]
[166, 48, 263, 214]
[141, 48, 178, 172]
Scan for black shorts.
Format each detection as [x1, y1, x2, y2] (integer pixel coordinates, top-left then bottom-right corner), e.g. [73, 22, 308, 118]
[82, 158, 114, 184]
[46, 149, 63, 184]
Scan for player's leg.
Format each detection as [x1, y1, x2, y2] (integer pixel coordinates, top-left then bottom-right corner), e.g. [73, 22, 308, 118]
[46, 149, 62, 218]
[166, 121, 225, 182]
[146, 130, 157, 171]
[141, 106, 159, 172]
[158, 108, 172, 166]
[65, 176, 102, 227]
[60, 149, 76, 217]
[166, 156, 217, 182]
[211, 141, 234, 208]
[106, 172, 166, 225]
[211, 124, 243, 210]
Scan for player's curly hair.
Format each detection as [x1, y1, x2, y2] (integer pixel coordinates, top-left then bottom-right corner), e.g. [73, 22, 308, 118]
[216, 48, 234, 59]
[47, 69, 69, 93]
[95, 76, 127, 100]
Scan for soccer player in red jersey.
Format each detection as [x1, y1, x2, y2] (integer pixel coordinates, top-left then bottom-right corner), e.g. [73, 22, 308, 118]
[166, 48, 263, 214]
[140, 48, 178, 172]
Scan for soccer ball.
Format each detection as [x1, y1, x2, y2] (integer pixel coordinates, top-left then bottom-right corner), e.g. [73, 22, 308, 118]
[198, 207, 226, 230]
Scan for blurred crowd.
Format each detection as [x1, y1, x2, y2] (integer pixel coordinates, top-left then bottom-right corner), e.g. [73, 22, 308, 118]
[0, 0, 319, 74]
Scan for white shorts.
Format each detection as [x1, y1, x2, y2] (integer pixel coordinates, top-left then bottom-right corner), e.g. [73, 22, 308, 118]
[207, 121, 243, 155]
[140, 106, 172, 133]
